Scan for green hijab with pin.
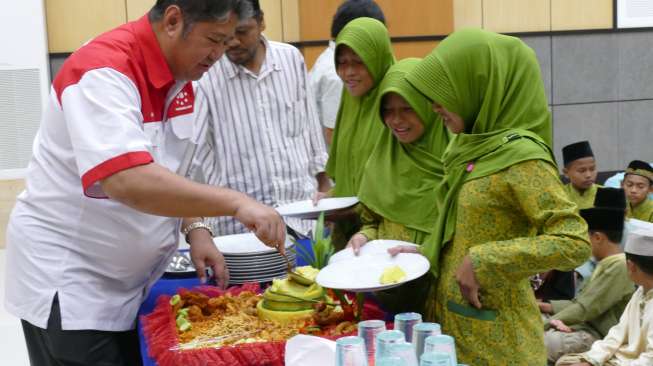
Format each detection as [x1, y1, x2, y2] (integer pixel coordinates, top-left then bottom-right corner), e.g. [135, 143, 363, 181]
[405, 29, 556, 276]
[358, 58, 450, 242]
[326, 17, 396, 197]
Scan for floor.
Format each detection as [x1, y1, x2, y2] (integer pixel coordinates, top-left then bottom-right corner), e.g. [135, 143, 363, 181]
[0, 249, 30, 365]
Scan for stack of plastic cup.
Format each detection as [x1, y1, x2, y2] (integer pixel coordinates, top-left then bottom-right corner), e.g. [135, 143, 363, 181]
[335, 336, 368, 366]
[419, 352, 452, 366]
[387, 342, 419, 366]
[374, 330, 405, 360]
[358, 320, 387, 362]
[424, 335, 457, 366]
[375, 356, 403, 366]
[393, 312, 422, 343]
[411, 322, 441, 360]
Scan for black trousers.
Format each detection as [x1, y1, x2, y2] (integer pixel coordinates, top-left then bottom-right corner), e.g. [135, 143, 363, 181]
[21, 295, 142, 366]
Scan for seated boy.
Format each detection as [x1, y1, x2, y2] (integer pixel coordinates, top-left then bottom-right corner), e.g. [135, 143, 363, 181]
[562, 141, 600, 210]
[539, 193, 635, 364]
[623, 160, 653, 222]
[574, 187, 629, 289]
[556, 220, 653, 366]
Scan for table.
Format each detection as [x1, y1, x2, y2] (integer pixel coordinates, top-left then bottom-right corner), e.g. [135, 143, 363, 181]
[138, 239, 314, 365]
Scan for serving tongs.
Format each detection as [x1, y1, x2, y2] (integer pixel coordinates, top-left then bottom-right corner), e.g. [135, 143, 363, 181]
[279, 224, 314, 285]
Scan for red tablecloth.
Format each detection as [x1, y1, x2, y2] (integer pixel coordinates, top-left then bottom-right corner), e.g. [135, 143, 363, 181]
[140, 283, 387, 366]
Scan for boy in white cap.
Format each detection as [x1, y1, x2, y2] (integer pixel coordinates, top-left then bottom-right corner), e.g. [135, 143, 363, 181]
[556, 219, 653, 365]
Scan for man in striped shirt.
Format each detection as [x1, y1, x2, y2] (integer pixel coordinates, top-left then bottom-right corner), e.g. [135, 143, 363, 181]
[191, 0, 330, 236]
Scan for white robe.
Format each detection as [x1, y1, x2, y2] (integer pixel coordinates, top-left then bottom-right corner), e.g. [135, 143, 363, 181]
[584, 286, 653, 365]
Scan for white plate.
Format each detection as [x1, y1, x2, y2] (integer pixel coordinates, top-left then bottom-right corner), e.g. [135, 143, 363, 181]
[223, 249, 295, 261]
[329, 240, 419, 264]
[214, 233, 293, 255]
[275, 197, 359, 219]
[316, 252, 429, 292]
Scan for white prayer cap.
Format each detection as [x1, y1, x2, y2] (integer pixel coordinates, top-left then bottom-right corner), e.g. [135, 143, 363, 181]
[624, 219, 653, 256]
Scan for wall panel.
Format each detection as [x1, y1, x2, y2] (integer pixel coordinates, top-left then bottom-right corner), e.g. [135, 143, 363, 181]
[483, 0, 551, 33]
[551, 0, 612, 31]
[126, 0, 154, 21]
[392, 41, 439, 60]
[0, 180, 25, 249]
[46, 0, 127, 53]
[302, 45, 327, 70]
[454, 0, 483, 29]
[298, 0, 453, 41]
[281, 0, 301, 42]
[261, 0, 283, 41]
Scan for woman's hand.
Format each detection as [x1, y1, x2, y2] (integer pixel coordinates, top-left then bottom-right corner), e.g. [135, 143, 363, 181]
[550, 319, 573, 333]
[312, 190, 331, 206]
[455, 255, 482, 309]
[346, 233, 368, 255]
[387, 245, 420, 257]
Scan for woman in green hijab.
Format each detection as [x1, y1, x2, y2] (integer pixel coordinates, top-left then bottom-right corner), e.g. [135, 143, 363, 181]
[320, 17, 395, 248]
[346, 58, 450, 313]
[403, 29, 591, 365]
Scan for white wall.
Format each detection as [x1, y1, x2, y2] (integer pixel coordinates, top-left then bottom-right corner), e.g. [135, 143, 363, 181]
[0, 0, 49, 178]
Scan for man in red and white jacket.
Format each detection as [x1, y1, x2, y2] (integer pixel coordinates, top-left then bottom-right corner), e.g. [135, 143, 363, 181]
[4, 1, 286, 365]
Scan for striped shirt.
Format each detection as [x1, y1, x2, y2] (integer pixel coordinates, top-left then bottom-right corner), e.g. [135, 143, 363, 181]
[191, 37, 328, 235]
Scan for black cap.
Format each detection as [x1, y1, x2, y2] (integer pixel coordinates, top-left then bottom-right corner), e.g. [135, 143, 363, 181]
[594, 187, 627, 210]
[625, 160, 653, 183]
[562, 141, 594, 166]
[580, 207, 625, 232]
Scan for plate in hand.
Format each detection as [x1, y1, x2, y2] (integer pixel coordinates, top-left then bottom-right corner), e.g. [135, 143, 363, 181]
[316, 250, 429, 292]
[329, 239, 419, 264]
[275, 197, 359, 219]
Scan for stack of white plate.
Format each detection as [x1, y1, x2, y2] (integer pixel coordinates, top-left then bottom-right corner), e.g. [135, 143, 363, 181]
[214, 233, 295, 285]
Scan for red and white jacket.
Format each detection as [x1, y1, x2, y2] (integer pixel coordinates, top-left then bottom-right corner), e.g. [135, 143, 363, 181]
[5, 15, 196, 331]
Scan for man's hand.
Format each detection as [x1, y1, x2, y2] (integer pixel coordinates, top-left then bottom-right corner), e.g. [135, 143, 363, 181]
[550, 319, 573, 333]
[388, 245, 420, 257]
[188, 229, 229, 289]
[538, 301, 554, 314]
[455, 255, 482, 309]
[346, 233, 368, 255]
[234, 199, 286, 253]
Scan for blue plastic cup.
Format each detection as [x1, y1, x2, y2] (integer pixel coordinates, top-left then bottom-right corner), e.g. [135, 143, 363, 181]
[374, 330, 405, 360]
[335, 336, 368, 366]
[423, 335, 456, 366]
[358, 319, 386, 359]
[411, 322, 441, 359]
[420, 351, 452, 366]
[394, 312, 422, 343]
[386, 342, 418, 366]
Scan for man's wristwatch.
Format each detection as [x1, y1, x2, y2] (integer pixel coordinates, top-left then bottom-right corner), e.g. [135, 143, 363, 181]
[181, 221, 214, 244]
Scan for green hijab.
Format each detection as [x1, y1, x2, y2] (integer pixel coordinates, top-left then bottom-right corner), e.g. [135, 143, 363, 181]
[358, 58, 450, 238]
[326, 17, 396, 197]
[406, 29, 556, 276]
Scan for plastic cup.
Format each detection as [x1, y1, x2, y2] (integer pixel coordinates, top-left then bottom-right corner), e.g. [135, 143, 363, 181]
[358, 319, 386, 360]
[374, 330, 405, 360]
[393, 312, 422, 343]
[375, 356, 403, 366]
[386, 342, 418, 366]
[419, 351, 452, 366]
[423, 335, 456, 366]
[336, 336, 368, 366]
[411, 322, 441, 359]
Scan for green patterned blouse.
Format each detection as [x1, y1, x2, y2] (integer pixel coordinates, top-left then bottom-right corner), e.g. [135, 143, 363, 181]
[428, 160, 591, 366]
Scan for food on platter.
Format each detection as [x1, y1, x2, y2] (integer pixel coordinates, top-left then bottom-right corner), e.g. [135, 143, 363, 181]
[167, 267, 364, 349]
[379, 265, 407, 284]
